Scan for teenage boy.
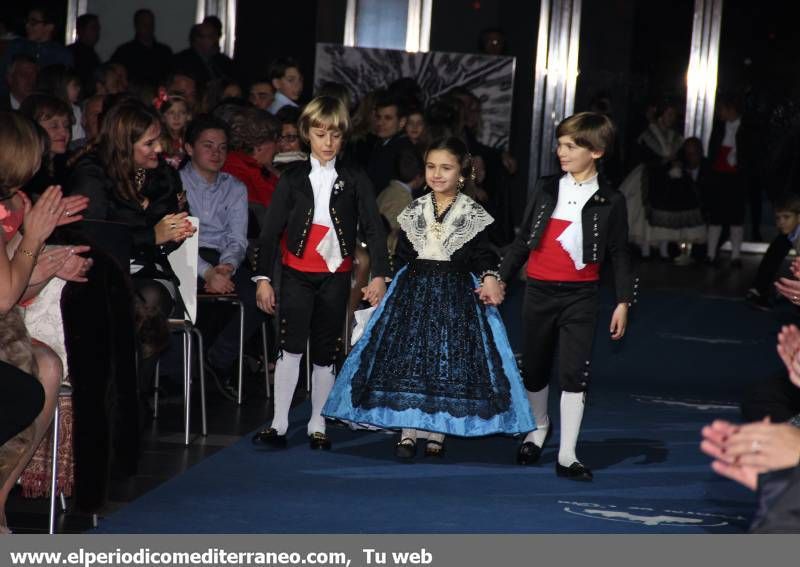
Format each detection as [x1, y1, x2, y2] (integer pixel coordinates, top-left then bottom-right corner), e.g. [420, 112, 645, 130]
[499, 112, 635, 481]
[180, 114, 264, 391]
[746, 196, 800, 310]
[267, 57, 303, 114]
[366, 91, 414, 197]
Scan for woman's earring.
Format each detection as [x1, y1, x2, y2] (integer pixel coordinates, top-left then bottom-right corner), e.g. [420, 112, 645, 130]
[457, 176, 465, 191]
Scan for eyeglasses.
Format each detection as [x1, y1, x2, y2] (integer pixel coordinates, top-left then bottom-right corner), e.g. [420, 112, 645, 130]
[279, 134, 299, 142]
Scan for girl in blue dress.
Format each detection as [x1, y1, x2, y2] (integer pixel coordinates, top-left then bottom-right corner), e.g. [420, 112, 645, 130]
[323, 137, 534, 459]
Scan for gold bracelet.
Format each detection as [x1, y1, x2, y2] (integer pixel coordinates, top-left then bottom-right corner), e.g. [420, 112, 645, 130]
[17, 248, 37, 259]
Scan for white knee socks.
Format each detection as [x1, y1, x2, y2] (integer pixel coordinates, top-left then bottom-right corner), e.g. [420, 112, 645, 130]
[707, 225, 722, 260]
[522, 386, 550, 446]
[558, 391, 585, 467]
[270, 351, 302, 435]
[730, 225, 744, 260]
[308, 363, 335, 435]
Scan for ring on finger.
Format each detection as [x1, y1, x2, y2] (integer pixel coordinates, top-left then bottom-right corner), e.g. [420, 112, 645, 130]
[64, 210, 71, 216]
[751, 439, 761, 452]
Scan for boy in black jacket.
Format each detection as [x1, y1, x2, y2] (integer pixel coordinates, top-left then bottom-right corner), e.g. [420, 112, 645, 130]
[251, 96, 390, 451]
[499, 112, 635, 480]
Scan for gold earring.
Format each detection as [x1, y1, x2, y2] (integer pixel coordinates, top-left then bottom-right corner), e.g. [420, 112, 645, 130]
[457, 176, 465, 191]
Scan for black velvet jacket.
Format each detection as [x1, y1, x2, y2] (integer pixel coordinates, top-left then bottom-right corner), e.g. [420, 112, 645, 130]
[499, 174, 635, 303]
[67, 153, 185, 274]
[256, 160, 390, 279]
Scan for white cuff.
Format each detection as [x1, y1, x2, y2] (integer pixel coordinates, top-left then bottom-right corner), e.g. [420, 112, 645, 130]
[252, 275, 271, 283]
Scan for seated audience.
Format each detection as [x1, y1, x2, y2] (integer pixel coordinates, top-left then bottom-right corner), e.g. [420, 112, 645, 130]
[68, 100, 194, 400]
[0, 6, 72, 91]
[404, 107, 429, 154]
[267, 57, 303, 114]
[19, 93, 74, 199]
[180, 114, 264, 388]
[221, 106, 281, 208]
[67, 13, 101, 95]
[35, 64, 84, 141]
[206, 78, 243, 111]
[248, 78, 275, 112]
[93, 62, 126, 97]
[69, 93, 104, 150]
[162, 72, 198, 111]
[746, 195, 800, 310]
[366, 91, 414, 197]
[273, 106, 306, 169]
[158, 95, 191, 169]
[172, 22, 237, 87]
[0, 111, 88, 533]
[376, 148, 424, 258]
[109, 9, 172, 90]
[2, 54, 38, 110]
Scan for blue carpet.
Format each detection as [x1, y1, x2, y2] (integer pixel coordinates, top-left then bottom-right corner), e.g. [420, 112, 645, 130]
[95, 288, 786, 533]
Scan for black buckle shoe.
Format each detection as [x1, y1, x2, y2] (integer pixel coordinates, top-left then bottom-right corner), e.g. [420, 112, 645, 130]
[395, 437, 417, 461]
[252, 427, 287, 448]
[556, 461, 593, 481]
[308, 432, 332, 450]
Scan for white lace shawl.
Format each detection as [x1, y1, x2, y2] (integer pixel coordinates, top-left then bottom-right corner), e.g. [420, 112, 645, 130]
[397, 193, 493, 261]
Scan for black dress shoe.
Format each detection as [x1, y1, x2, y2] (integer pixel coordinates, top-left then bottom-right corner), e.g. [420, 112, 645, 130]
[556, 461, 593, 481]
[516, 442, 543, 465]
[251, 427, 287, 448]
[516, 426, 551, 465]
[395, 437, 417, 460]
[308, 432, 332, 450]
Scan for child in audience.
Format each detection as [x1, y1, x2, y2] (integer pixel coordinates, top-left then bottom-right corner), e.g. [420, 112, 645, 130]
[158, 95, 191, 169]
[746, 196, 800, 310]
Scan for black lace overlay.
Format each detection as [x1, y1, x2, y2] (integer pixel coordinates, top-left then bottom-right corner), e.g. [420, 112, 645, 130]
[350, 260, 512, 418]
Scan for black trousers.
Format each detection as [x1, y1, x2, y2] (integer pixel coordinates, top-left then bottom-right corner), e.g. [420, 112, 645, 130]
[278, 267, 351, 366]
[0, 361, 44, 446]
[522, 279, 598, 393]
[751, 234, 792, 296]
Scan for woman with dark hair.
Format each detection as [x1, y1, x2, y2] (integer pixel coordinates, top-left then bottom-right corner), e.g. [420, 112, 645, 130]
[68, 100, 195, 392]
[323, 136, 534, 460]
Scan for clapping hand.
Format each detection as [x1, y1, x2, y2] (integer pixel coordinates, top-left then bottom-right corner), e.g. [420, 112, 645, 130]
[777, 324, 800, 388]
[55, 246, 93, 282]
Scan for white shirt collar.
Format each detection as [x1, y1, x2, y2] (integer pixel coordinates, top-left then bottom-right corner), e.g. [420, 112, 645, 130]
[310, 155, 337, 172]
[565, 172, 599, 187]
[9, 93, 21, 110]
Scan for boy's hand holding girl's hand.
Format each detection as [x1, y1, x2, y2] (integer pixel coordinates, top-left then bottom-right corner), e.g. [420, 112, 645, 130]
[475, 276, 504, 306]
[361, 277, 387, 307]
[610, 302, 628, 340]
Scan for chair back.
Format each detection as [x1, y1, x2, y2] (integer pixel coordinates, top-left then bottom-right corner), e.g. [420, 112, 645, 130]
[167, 217, 200, 323]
